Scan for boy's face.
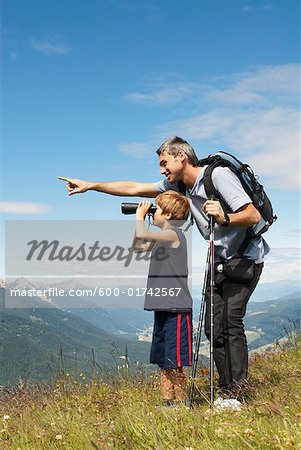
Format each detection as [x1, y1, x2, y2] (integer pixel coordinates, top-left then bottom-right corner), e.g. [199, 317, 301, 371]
[153, 204, 170, 228]
[159, 151, 184, 183]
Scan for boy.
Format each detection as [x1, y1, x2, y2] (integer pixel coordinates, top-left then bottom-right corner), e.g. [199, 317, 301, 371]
[133, 191, 193, 407]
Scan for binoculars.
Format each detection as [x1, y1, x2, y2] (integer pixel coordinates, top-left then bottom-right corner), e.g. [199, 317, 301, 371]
[121, 203, 157, 215]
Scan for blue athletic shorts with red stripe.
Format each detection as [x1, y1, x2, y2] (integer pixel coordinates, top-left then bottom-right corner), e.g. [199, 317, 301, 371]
[150, 311, 193, 370]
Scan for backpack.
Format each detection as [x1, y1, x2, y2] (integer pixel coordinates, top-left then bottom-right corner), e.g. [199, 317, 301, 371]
[179, 151, 277, 254]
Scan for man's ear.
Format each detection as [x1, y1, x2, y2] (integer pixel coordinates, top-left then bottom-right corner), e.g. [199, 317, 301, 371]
[178, 150, 187, 162]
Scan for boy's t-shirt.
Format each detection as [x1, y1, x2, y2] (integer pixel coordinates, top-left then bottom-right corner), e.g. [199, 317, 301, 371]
[144, 227, 192, 312]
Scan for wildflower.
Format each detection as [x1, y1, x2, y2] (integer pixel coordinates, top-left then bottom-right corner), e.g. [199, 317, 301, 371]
[55, 434, 63, 440]
[215, 428, 224, 436]
[3, 415, 10, 421]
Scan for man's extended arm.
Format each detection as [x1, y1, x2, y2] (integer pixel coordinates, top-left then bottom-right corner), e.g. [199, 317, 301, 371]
[58, 177, 157, 198]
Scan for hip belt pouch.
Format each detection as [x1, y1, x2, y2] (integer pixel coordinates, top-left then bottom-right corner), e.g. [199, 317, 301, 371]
[217, 258, 255, 283]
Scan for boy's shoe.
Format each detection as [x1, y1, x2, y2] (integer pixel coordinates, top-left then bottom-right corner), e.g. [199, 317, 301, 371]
[213, 397, 242, 412]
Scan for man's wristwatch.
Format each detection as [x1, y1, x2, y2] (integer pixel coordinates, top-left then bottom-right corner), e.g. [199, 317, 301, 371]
[221, 213, 231, 226]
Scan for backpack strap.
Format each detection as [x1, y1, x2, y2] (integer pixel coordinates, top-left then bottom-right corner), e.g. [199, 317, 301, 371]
[201, 159, 252, 256]
[237, 231, 253, 256]
[177, 180, 187, 195]
[202, 162, 220, 199]
[202, 160, 232, 213]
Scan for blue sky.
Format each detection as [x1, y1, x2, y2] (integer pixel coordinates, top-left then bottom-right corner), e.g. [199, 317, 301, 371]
[1, 0, 300, 283]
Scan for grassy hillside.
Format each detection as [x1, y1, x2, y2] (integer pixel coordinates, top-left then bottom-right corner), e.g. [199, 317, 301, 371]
[0, 292, 150, 386]
[0, 336, 300, 449]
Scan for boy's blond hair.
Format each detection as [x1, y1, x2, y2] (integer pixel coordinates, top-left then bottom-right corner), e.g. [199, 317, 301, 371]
[156, 190, 190, 221]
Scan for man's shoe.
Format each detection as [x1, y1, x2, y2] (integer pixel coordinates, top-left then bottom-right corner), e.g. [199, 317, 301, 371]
[213, 397, 242, 412]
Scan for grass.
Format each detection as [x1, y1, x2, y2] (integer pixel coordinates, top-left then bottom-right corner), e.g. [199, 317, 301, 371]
[0, 337, 300, 450]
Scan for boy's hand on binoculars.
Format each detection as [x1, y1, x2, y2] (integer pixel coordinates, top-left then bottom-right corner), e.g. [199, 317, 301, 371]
[136, 200, 152, 220]
[58, 177, 91, 196]
[203, 200, 226, 225]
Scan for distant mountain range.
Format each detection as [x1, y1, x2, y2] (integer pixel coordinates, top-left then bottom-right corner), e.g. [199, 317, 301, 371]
[245, 291, 300, 349]
[1, 277, 300, 386]
[248, 280, 300, 302]
[190, 279, 300, 304]
[0, 285, 150, 386]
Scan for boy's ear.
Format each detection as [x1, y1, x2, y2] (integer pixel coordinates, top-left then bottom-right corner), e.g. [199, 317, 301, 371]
[164, 212, 172, 220]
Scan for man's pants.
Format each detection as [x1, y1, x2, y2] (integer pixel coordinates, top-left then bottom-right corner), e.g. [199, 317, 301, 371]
[204, 262, 263, 393]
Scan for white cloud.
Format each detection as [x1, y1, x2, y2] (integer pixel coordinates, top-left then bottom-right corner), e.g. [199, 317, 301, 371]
[242, 4, 274, 12]
[126, 63, 299, 189]
[126, 64, 299, 108]
[208, 64, 299, 105]
[126, 83, 197, 105]
[30, 34, 71, 56]
[259, 248, 301, 283]
[118, 142, 151, 159]
[285, 229, 301, 238]
[159, 105, 299, 189]
[192, 247, 300, 285]
[0, 202, 50, 214]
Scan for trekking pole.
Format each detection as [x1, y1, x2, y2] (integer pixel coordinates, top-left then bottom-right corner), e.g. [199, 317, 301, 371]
[209, 214, 215, 409]
[188, 246, 210, 409]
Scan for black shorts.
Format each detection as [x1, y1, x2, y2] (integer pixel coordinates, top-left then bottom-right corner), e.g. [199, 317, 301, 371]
[150, 311, 193, 370]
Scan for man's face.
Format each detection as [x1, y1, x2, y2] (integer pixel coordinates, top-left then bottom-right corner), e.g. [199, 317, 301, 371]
[159, 151, 183, 183]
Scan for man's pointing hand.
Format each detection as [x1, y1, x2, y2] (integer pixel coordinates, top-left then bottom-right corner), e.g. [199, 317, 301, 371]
[58, 177, 91, 196]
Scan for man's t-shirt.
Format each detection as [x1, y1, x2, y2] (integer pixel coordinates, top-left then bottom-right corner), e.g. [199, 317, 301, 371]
[153, 166, 269, 263]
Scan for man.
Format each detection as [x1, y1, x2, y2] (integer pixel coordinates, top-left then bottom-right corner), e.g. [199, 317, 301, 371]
[59, 136, 268, 405]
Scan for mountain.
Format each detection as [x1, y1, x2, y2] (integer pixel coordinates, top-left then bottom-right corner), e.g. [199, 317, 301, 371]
[186, 291, 300, 361]
[244, 291, 300, 350]
[249, 280, 301, 302]
[0, 288, 150, 386]
[66, 307, 152, 340]
[2, 277, 299, 387]
[190, 280, 301, 305]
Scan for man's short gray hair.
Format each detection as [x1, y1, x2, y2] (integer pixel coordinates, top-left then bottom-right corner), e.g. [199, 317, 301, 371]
[156, 136, 199, 167]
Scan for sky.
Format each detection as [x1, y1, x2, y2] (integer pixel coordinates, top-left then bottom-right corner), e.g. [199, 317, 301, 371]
[1, 0, 300, 285]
